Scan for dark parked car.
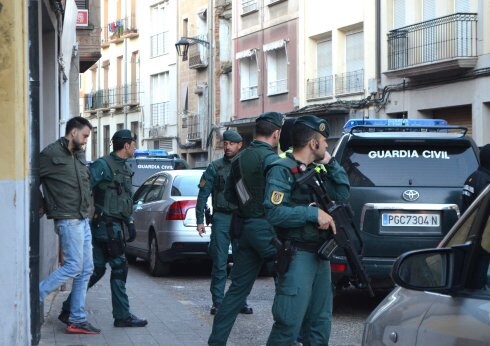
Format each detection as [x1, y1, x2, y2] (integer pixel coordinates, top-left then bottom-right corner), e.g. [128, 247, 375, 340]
[363, 184, 490, 345]
[331, 118, 479, 292]
[126, 170, 211, 276]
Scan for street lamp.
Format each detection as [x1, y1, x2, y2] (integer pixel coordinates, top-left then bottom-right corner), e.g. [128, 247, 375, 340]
[175, 37, 210, 59]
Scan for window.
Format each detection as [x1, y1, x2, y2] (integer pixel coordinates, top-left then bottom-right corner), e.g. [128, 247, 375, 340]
[264, 40, 288, 96]
[241, 0, 258, 15]
[117, 123, 123, 131]
[150, 72, 170, 126]
[131, 121, 139, 148]
[237, 50, 258, 101]
[91, 126, 98, 161]
[336, 30, 363, 95]
[307, 39, 333, 99]
[150, 3, 168, 57]
[103, 125, 110, 156]
[144, 175, 168, 203]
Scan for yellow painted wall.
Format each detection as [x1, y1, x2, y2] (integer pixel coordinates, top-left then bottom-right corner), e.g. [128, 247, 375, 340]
[0, 0, 27, 180]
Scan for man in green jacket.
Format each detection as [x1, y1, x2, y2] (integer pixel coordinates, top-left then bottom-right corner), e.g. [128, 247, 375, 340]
[264, 115, 338, 345]
[208, 112, 284, 346]
[196, 130, 253, 315]
[59, 129, 147, 328]
[39, 116, 100, 334]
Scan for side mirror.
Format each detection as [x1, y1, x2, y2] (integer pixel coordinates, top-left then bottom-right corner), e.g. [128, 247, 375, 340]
[391, 244, 469, 293]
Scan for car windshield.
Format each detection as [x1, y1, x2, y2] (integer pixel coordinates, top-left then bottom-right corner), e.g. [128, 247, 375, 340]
[341, 141, 478, 187]
[171, 175, 200, 197]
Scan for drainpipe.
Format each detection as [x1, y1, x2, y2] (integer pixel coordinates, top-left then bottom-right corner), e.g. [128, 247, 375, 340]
[375, 0, 381, 82]
[28, 0, 41, 344]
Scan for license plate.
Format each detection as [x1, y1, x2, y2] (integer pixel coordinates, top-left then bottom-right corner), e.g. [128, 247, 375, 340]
[382, 213, 440, 227]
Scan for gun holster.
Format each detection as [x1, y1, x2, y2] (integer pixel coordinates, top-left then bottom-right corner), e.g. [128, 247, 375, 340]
[272, 238, 295, 275]
[103, 216, 124, 258]
[230, 212, 244, 239]
[205, 206, 213, 225]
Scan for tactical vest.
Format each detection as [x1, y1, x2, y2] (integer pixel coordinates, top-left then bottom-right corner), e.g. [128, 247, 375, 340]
[231, 147, 274, 218]
[270, 157, 329, 244]
[93, 155, 133, 221]
[211, 158, 236, 212]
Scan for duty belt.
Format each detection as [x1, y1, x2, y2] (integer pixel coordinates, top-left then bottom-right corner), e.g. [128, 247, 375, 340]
[290, 241, 321, 253]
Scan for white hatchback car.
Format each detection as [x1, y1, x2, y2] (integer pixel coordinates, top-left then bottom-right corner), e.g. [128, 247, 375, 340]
[126, 170, 211, 276]
[363, 184, 490, 345]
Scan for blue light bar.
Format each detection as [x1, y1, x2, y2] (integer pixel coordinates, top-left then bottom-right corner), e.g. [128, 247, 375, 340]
[343, 118, 448, 131]
[134, 149, 169, 157]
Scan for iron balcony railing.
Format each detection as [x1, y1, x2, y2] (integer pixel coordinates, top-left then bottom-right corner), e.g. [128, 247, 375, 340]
[83, 83, 140, 111]
[307, 75, 334, 99]
[241, 85, 258, 100]
[242, 0, 258, 14]
[335, 69, 364, 95]
[268, 79, 288, 95]
[387, 12, 477, 70]
[188, 35, 209, 69]
[183, 115, 202, 140]
[106, 15, 138, 40]
[150, 102, 170, 126]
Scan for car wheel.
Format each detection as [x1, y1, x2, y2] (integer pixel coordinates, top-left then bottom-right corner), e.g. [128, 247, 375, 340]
[149, 232, 170, 277]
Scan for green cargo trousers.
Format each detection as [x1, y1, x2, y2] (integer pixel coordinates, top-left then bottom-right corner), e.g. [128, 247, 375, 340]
[267, 250, 333, 345]
[208, 217, 276, 346]
[62, 221, 131, 320]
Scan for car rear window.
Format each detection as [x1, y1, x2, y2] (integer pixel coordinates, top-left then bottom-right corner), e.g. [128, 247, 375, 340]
[171, 175, 200, 196]
[341, 141, 477, 187]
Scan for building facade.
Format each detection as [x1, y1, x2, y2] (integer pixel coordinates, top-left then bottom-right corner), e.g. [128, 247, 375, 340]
[379, 0, 490, 145]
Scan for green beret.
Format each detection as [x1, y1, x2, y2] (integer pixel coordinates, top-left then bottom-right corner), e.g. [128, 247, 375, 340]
[223, 130, 242, 143]
[294, 115, 330, 138]
[112, 129, 137, 141]
[256, 112, 284, 128]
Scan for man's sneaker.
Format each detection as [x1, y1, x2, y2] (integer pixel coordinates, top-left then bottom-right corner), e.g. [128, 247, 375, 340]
[65, 321, 101, 334]
[114, 313, 148, 327]
[58, 310, 70, 325]
[240, 304, 253, 315]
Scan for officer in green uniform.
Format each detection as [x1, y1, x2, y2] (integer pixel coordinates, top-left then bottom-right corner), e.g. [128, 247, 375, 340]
[59, 129, 148, 328]
[265, 115, 343, 345]
[208, 112, 284, 346]
[279, 117, 350, 203]
[196, 130, 253, 315]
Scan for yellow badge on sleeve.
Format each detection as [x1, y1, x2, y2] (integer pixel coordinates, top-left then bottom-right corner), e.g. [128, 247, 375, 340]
[199, 179, 206, 188]
[271, 191, 284, 205]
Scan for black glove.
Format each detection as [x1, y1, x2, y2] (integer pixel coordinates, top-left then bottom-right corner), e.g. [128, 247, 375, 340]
[127, 222, 136, 243]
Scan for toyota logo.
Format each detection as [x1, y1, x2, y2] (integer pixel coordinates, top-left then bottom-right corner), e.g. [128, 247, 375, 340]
[402, 190, 420, 202]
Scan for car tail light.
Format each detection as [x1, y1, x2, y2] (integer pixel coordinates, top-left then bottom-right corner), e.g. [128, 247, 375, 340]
[167, 200, 197, 220]
[330, 263, 347, 273]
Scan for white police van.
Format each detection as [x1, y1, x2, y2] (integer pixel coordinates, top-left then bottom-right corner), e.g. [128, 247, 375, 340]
[126, 149, 189, 192]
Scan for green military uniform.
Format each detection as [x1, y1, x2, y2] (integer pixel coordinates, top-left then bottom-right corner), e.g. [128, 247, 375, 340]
[196, 129, 247, 311]
[265, 115, 347, 345]
[280, 149, 350, 203]
[62, 152, 134, 320]
[208, 112, 284, 346]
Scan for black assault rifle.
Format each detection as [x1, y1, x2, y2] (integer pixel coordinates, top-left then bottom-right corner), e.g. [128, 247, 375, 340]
[296, 168, 375, 297]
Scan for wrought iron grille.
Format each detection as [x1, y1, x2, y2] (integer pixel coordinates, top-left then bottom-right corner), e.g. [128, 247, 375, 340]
[307, 75, 334, 99]
[387, 13, 477, 70]
[151, 102, 169, 126]
[335, 69, 364, 95]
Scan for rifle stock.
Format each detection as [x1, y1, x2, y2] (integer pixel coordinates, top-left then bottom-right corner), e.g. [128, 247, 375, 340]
[297, 169, 375, 297]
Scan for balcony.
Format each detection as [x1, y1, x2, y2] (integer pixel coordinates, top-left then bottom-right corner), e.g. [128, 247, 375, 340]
[83, 83, 140, 111]
[335, 69, 364, 95]
[241, 85, 258, 101]
[307, 76, 334, 100]
[188, 35, 209, 70]
[105, 15, 139, 44]
[386, 13, 477, 78]
[182, 115, 202, 141]
[268, 79, 288, 96]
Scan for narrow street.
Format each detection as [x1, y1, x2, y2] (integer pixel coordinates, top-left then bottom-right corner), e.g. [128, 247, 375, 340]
[40, 259, 387, 345]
